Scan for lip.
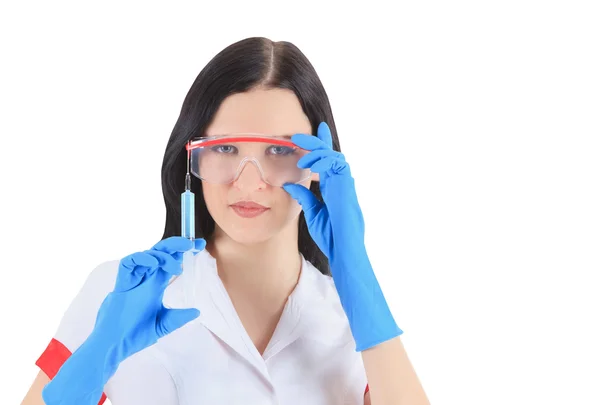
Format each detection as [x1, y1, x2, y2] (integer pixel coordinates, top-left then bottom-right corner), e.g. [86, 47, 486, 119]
[231, 201, 268, 209]
[230, 201, 270, 218]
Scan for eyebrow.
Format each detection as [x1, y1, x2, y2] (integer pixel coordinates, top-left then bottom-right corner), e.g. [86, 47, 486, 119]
[193, 133, 294, 140]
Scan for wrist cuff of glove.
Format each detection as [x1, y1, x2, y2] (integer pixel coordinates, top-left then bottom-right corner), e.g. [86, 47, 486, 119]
[330, 251, 404, 352]
[41, 336, 119, 405]
[355, 326, 404, 352]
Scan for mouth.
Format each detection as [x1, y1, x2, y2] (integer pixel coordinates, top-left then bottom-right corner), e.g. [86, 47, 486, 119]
[229, 201, 270, 218]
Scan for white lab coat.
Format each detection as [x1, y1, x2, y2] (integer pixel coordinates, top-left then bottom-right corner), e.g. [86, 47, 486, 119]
[37, 249, 368, 404]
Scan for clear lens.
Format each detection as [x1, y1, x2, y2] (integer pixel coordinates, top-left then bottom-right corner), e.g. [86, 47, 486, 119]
[189, 136, 311, 187]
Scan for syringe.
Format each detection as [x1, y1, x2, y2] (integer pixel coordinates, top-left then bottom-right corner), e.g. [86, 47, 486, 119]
[181, 146, 197, 274]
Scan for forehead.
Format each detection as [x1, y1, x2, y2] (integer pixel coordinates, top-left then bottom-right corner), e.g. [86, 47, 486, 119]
[205, 88, 312, 137]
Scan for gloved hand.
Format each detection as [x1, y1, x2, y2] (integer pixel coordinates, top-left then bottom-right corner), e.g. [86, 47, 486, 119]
[283, 122, 403, 351]
[42, 236, 206, 405]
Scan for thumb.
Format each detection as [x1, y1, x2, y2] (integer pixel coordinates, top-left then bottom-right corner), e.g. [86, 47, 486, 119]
[156, 307, 200, 337]
[283, 183, 321, 222]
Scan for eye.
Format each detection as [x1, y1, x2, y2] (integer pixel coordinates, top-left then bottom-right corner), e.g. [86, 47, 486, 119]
[267, 145, 295, 156]
[211, 145, 237, 154]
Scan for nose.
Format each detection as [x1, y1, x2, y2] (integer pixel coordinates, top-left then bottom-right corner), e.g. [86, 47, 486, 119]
[232, 158, 267, 190]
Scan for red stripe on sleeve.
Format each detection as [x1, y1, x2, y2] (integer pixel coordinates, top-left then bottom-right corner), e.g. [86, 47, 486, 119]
[36, 338, 107, 405]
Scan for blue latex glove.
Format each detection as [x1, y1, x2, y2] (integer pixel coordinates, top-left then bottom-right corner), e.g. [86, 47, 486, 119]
[283, 122, 403, 351]
[42, 236, 206, 405]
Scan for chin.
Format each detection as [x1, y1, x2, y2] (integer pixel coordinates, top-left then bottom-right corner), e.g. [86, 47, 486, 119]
[217, 212, 277, 245]
[218, 210, 300, 246]
[226, 230, 274, 245]
[224, 225, 282, 246]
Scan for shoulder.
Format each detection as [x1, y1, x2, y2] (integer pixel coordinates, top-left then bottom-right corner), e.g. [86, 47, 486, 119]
[85, 259, 120, 290]
[70, 259, 120, 308]
[53, 260, 120, 350]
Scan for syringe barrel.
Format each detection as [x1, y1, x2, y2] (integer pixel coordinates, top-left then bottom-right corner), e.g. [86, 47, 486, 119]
[181, 190, 195, 239]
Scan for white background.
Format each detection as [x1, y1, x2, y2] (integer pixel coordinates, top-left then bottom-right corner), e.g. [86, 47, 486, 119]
[1, 1, 599, 404]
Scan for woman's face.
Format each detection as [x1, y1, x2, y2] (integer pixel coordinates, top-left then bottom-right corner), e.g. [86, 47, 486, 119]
[201, 87, 315, 245]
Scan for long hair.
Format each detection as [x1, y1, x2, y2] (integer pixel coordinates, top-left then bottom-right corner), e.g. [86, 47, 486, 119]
[160, 37, 341, 275]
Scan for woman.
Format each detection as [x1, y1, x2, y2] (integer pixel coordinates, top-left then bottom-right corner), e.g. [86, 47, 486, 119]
[21, 37, 429, 405]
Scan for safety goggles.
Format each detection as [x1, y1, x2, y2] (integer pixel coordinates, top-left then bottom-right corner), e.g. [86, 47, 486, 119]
[185, 134, 311, 187]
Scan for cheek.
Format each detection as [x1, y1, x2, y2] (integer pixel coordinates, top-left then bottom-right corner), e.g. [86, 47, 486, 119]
[201, 183, 227, 216]
[282, 178, 313, 216]
[284, 193, 303, 217]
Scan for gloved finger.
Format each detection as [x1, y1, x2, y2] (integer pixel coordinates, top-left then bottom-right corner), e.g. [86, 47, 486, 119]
[291, 133, 330, 151]
[120, 251, 159, 271]
[293, 122, 334, 150]
[171, 251, 183, 262]
[120, 252, 160, 279]
[307, 155, 350, 176]
[316, 121, 334, 149]
[115, 252, 160, 291]
[283, 183, 322, 223]
[193, 238, 207, 252]
[170, 238, 207, 261]
[156, 307, 200, 338]
[297, 149, 345, 170]
[152, 236, 194, 255]
[144, 249, 182, 277]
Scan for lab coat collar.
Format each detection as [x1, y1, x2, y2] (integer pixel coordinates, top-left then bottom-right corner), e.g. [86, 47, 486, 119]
[186, 249, 334, 381]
